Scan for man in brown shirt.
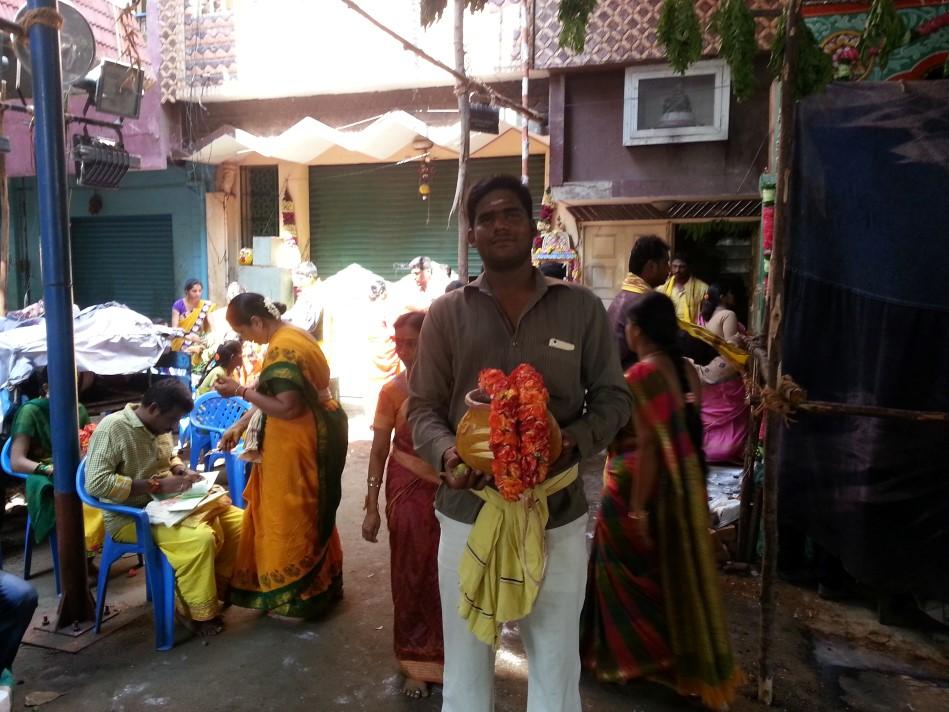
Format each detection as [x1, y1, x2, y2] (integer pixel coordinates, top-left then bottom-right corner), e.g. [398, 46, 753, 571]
[605, 235, 670, 370]
[409, 175, 630, 711]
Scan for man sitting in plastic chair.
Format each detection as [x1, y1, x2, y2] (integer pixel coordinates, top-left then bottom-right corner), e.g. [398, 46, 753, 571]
[84, 379, 243, 637]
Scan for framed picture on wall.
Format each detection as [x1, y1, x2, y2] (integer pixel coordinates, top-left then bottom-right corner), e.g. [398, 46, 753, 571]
[623, 59, 731, 146]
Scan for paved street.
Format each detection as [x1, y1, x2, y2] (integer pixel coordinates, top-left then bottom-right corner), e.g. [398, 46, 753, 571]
[4, 405, 947, 711]
[3, 406, 700, 711]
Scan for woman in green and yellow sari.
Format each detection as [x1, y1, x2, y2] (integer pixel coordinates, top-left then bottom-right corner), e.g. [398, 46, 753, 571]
[10, 373, 104, 560]
[171, 279, 215, 364]
[215, 293, 348, 619]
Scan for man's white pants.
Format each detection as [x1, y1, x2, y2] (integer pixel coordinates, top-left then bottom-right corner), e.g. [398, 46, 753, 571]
[436, 511, 589, 712]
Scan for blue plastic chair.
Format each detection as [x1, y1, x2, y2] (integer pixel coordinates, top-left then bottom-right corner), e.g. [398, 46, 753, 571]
[0, 438, 61, 594]
[188, 393, 249, 467]
[189, 393, 251, 506]
[76, 460, 176, 651]
[203, 449, 250, 509]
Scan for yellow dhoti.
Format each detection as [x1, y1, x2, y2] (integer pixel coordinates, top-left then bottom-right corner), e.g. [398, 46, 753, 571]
[83, 505, 105, 554]
[115, 506, 243, 621]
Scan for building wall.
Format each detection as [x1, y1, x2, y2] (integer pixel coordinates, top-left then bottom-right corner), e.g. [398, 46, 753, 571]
[176, 0, 525, 102]
[533, 0, 782, 71]
[7, 167, 209, 313]
[3, 0, 179, 177]
[553, 62, 771, 199]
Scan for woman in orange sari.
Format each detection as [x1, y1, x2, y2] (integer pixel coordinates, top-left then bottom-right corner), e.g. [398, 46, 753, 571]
[362, 311, 443, 698]
[216, 293, 348, 618]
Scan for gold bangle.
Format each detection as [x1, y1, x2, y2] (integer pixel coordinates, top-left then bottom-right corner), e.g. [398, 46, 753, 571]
[367, 478, 381, 489]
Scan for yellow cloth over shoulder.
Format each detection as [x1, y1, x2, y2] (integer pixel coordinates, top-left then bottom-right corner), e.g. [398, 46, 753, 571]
[620, 272, 748, 371]
[457, 465, 579, 646]
[620, 273, 651, 295]
[677, 319, 749, 371]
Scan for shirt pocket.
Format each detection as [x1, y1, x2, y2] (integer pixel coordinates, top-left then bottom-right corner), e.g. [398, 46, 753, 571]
[517, 335, 581, 409]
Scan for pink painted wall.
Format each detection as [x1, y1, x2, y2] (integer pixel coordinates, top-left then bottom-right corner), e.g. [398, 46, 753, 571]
[3, 0, 178, 177]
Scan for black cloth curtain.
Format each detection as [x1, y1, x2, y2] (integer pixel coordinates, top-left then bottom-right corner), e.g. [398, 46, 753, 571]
[778, 82, 949, 598]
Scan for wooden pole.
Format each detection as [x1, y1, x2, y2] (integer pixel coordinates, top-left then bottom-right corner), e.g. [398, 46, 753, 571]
[454, 0, 470, 281]
[737, 406, 763, 563]
[520, 0, 531, 185]
[759, 0, 803, 704]
[338, 0, 544, 124]
[0, 107, 8, 314]
[796, 401, 949, 422]
[750, 394, 949, 423]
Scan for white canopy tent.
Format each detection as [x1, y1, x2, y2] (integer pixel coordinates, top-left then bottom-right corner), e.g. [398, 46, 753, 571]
[187, 110, 549, 165]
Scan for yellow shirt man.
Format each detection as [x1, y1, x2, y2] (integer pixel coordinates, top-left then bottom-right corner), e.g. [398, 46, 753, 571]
[661, 257, 707, 323]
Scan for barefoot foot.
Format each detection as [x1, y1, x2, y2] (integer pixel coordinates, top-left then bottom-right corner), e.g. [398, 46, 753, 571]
[192, 616, 224, 637]
[401, 679, 429, 699]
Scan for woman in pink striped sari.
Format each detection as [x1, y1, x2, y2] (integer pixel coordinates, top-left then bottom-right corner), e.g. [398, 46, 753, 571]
[361, 311, 443, 698]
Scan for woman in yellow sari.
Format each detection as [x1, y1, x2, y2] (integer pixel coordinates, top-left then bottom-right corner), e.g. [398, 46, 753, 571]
[171, 279, 215, 363]
[215, 293, 348, 618]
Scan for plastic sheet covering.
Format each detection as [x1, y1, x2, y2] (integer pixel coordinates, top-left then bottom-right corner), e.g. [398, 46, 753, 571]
[707, 465, 743, 528]
[777, 82, 949, 598]
[0, 303, 173, 389]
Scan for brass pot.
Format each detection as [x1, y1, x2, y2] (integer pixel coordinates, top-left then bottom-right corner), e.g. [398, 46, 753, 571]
[455, 389, 562, 474]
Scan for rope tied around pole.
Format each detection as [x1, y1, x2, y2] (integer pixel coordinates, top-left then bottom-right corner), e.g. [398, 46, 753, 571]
[753, 374, 807, 425]
[752, 374, 949, 424]
[14, 8, 64, 44]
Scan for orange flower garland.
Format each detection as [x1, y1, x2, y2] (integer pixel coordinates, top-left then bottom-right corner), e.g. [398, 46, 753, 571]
[478, 364, 551, 501]
[78, 423, 97, 457]
[511, 364, 551, 489]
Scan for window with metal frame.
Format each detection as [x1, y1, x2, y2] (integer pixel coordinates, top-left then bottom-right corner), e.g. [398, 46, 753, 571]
[240, 165, 279, 249]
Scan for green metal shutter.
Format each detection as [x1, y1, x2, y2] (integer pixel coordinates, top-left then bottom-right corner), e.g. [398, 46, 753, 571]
[309, 156, 546, 281]
[70, 215, 176, 321]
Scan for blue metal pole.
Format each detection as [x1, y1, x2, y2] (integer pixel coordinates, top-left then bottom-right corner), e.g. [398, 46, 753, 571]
[28, 0, 95, 624]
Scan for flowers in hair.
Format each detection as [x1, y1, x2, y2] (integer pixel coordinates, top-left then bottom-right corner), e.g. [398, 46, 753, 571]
[263, 297, 280, 319]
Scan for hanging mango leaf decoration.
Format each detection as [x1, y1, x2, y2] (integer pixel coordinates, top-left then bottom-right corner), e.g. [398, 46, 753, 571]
[769, 6, 833, 100]
[558, 0, 598, 54]
[420, 0, 488, 28]
[657, 0, 703, 74]
[859, 0, 907, 70]
[712, 0, 757, 101]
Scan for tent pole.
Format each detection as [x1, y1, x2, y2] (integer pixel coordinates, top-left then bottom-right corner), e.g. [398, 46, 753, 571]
[454, 0, 469, 281]
[758, 0, 803, 704]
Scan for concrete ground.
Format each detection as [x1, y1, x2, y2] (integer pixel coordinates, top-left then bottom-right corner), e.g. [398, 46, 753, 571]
[3, 404, 949, 711]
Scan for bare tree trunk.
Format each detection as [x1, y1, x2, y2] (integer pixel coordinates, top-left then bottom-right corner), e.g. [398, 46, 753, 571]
[758, 0, 803, 704]
[454, 0, 470, 280]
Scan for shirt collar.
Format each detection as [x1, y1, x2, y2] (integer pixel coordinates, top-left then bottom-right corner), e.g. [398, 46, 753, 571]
[464, 267, 566, 298]
[122, 403, 147, 429]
